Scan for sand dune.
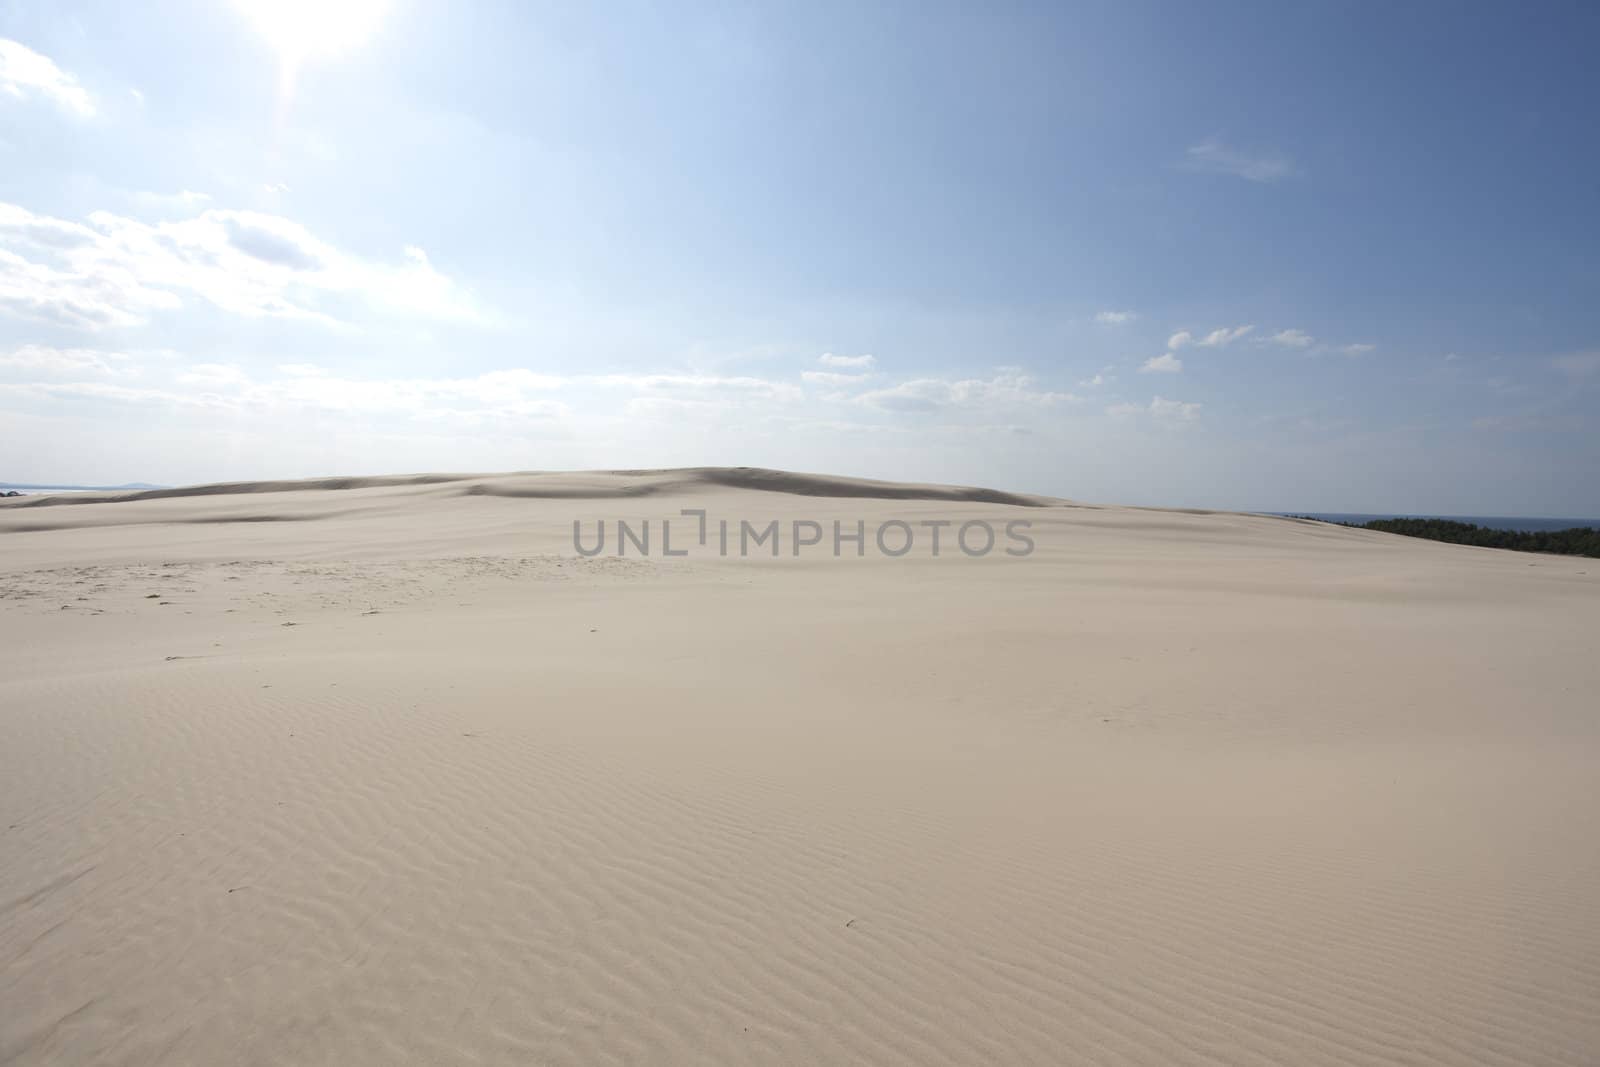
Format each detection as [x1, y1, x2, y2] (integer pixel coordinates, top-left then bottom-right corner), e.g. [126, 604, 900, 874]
[2, 470, 1598, 1065]
[0, 467, 1063, 511]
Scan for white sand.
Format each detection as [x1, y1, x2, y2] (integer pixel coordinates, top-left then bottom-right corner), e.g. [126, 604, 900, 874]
[2, 469, 1597, 1065]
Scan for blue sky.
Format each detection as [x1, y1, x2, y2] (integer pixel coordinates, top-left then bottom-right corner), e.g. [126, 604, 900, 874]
[2, 0, 1597, 512]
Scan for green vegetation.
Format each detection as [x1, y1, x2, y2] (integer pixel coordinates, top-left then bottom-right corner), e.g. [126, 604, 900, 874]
[1307, 517, 1600, 558]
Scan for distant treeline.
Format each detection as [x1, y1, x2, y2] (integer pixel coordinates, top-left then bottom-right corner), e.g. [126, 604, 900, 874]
[1303, 517, 1600, 558]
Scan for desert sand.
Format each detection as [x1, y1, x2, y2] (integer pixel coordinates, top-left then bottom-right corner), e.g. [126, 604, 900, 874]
[2, 468, 1597, 1066]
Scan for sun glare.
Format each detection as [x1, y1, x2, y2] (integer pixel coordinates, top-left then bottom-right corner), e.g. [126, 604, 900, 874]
[232, 0, 390, 66]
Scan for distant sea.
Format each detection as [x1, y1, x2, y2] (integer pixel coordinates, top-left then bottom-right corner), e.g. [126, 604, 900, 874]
[1280, 513, 1600, 533]
[0, 482, 164, 494]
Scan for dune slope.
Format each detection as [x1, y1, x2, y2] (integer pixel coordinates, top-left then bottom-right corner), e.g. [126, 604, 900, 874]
[2, 470, 1598, 1066]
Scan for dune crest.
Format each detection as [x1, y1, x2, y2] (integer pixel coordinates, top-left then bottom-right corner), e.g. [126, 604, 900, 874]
[0, 466, 1066, 511]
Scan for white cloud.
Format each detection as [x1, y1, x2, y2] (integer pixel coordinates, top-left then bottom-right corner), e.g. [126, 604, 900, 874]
[1470, 407, 1586, 433]
[623, 395, 724, 418]
[0, 354, 826, 426]
[1269, 328, 1314, 348]
[1078, 372, 1110, 388]
[1107, 396, 1201, 421]
[0, 39, 95, 117]
[128, 189, 214, 215]
[0, 201, 479, 330]
[0, 339, 1095, 454]
[1197, 324, 1254, 347]
[588, 373, 801, 403]
[802, 370, 869, 387]
[0, 380, 229, 409]
[1149, 396, 1201, 420]
[176, 363, 250, 387]
[1139, 353, 1183, 374]
[1094, 310, 1136, 325]
[0, 244, 177, 328]
[856, 371, 1075, 413]
[1181, 139, 1294, 183]
[819, 352, 876, 369]
[1166, 325, 1251, 353]
[1553, 352, 1600, 378]
[0, 344, 132, 377]
[1258, 332, 1373, 356]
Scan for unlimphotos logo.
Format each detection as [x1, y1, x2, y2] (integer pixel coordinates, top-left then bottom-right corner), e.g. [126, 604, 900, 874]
[573, 509, 1034, 558]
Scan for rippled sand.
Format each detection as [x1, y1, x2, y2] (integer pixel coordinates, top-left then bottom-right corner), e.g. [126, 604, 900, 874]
[3, 469, 1597, 1065]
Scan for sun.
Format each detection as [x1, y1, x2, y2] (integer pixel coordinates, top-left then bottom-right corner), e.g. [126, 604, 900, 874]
[232, 0, 390, 67]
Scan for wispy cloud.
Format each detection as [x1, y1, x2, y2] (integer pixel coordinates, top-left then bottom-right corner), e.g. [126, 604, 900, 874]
[802, 370, 870, 387]
[131, 189, 212, 211]
[0, 358, 812, 422]
[1093, 310, 1136, 326]
[806, 352, 877, 391]
[1150, 396, 1202, 421]
[1167, 325, 1253, 351]
[855, 371, 1075, 413]
[1261, 331, 1374, 356]
[1107, 395, 1202, 421]
[1113, 396, 1203, 422]
[587, 373, 802, 403]
[0, 39, 95, 117]
[1181, 138, 1295, 183]
[0, 344, 134, 377]
[2, 340, 1099, 451]
[1139, 353, 1182, 374]
[819, 352, 876, 369]
[1268, 328, 1314, 348]
[0, 201, 480, 330]
[1553, 351, 1600, 378]
[1197, 324, 1255, 347]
